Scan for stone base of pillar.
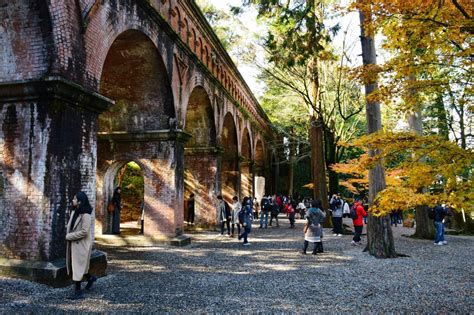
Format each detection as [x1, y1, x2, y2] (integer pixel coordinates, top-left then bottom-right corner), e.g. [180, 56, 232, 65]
[0, 250, 107, 288]
[94, 234, 191, 247]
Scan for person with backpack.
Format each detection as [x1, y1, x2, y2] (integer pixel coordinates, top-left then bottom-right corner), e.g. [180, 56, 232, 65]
[351, 198, 367, 246]
[259, 196, 270, 228]
[269, 197, 280, 227]
[301, 199, 326, 255]
[231, 196, 242, 238]
[433, 204, 449, 246]
[217, 195, 230, 236]
[238, 198, 253, 245]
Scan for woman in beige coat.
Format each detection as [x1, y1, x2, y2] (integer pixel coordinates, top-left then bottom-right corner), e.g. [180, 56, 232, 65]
[66, 191, 97, 299]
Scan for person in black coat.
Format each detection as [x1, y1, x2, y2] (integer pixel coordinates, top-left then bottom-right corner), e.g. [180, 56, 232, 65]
[111, 187, 122, 234]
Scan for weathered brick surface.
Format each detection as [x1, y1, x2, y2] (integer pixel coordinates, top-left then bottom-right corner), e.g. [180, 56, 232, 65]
[0, 0, 279, 263]
[0, 1, 53, 82]
[0, 81, 104, 261]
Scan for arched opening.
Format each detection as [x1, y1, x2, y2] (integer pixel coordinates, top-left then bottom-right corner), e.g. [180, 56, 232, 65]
[221, 113, 239, 203]
[96, 30, 180, 239]
[240, 128, 252, 199]
[99, 30, 175, 132]
[255, 139, 265, 200]
[184, 86, 217, 227]
[104, 161, 145, 235]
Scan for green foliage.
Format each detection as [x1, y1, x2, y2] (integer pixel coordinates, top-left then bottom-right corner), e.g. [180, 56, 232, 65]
[116, 162, 144, 221]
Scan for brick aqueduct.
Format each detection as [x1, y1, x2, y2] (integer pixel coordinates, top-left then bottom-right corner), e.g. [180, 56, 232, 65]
[0, 0, 279, 280]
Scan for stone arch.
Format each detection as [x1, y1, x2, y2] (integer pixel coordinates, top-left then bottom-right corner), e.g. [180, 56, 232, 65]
[184, 86, 216, 147]
[183, 86, 218, 227]
[183, 18, 189, 44]
[84, 2, 174, 91]
[172, 6, 181, 33]
[98, 159, 145, 235]
[98, 30, 175, 132]
[240, 127, 252, 198]
[198, 37, 203, 59]
[191, 28, 197, 52]
[221, 112, 239, 203]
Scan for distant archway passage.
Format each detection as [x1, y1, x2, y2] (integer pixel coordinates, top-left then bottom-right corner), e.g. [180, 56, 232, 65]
[240, 128, 252, 199]
[221, 113, 239, 204]
[101, 161, 144, 235]
[254, 139, 266, 200]
[96, 30, 184, 239]
[184, 87, 217, 227]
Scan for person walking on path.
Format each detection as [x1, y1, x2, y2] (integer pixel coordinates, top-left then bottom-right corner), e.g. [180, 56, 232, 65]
[259, 196, 270, 228]
[238, 198, 253, 245]
[231, 196, 242, 237]
[330, 194, 343, 236]
[187, 193, 195, 225]
[351, 199, 367, 246]
[269, 198, 280, 227]
[433, 205, 449, 245]
[286, 200, 296, 228]
[302, 199, 326, 255]
[66, 192, 97, 300]
[111, 187, 122, 234]
[253, 197, 259, 220]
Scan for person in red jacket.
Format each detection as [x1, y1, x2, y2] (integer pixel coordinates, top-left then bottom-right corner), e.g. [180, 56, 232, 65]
[351, 199, 367, 246]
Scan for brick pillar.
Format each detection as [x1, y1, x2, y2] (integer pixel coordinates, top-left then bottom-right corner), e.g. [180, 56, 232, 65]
[0, 77, 111, 285]
[184, 147, 219, 227]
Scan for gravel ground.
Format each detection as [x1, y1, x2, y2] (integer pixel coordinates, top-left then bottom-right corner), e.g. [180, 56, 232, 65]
[1, 216, 473, 314]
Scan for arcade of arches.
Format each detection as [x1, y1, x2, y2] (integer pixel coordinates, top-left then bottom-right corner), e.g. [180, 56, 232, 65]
[0, 0, 279, 284]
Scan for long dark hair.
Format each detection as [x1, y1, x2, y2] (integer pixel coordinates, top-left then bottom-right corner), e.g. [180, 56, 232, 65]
[75, 191, 93, 214]
[311, 199, 322, 209]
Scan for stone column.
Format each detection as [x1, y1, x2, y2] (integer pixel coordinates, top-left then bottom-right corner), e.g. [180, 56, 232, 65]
[0, 77, 111, 286]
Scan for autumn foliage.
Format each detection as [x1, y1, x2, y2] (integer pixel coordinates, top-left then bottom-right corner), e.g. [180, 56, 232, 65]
[332, 132, 473, 216]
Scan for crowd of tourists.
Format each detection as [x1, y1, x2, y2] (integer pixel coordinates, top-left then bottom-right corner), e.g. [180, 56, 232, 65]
[212, 192, 372, 250]
[63, 189, 450, 300]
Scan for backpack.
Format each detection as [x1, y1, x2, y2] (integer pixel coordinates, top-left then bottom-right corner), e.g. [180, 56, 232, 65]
[350, 204, 358, 220]
[428, 207, 435, 220]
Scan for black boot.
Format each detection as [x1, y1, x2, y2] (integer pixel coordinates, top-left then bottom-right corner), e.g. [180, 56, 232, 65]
[85, 274, 97, 290]
[301, 241, 308, 254]
[67, 282, 83, 300]
[317, 242, 324, 253]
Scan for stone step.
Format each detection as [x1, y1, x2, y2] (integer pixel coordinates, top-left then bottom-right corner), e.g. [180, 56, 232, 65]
[95, 234, 191, 247]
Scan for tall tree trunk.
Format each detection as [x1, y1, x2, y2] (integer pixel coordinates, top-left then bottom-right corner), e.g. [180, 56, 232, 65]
[325, 128, 339, 196]
[307, 1, 329, 223]
[310, 117, 331, 225]
[407, 79, 436, 240]
[288, 130, 296, 198]
[359, 6, 396, 258]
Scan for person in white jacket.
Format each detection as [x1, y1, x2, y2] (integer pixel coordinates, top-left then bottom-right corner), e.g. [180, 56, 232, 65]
[231, 196, 242, 237]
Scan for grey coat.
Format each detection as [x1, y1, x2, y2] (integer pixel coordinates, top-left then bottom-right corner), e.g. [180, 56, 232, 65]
[304, 207, 326, 242]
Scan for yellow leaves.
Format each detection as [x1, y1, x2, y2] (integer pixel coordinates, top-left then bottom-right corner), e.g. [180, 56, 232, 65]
[370, 187, 430, 216]
[333, 131, 474, 214]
